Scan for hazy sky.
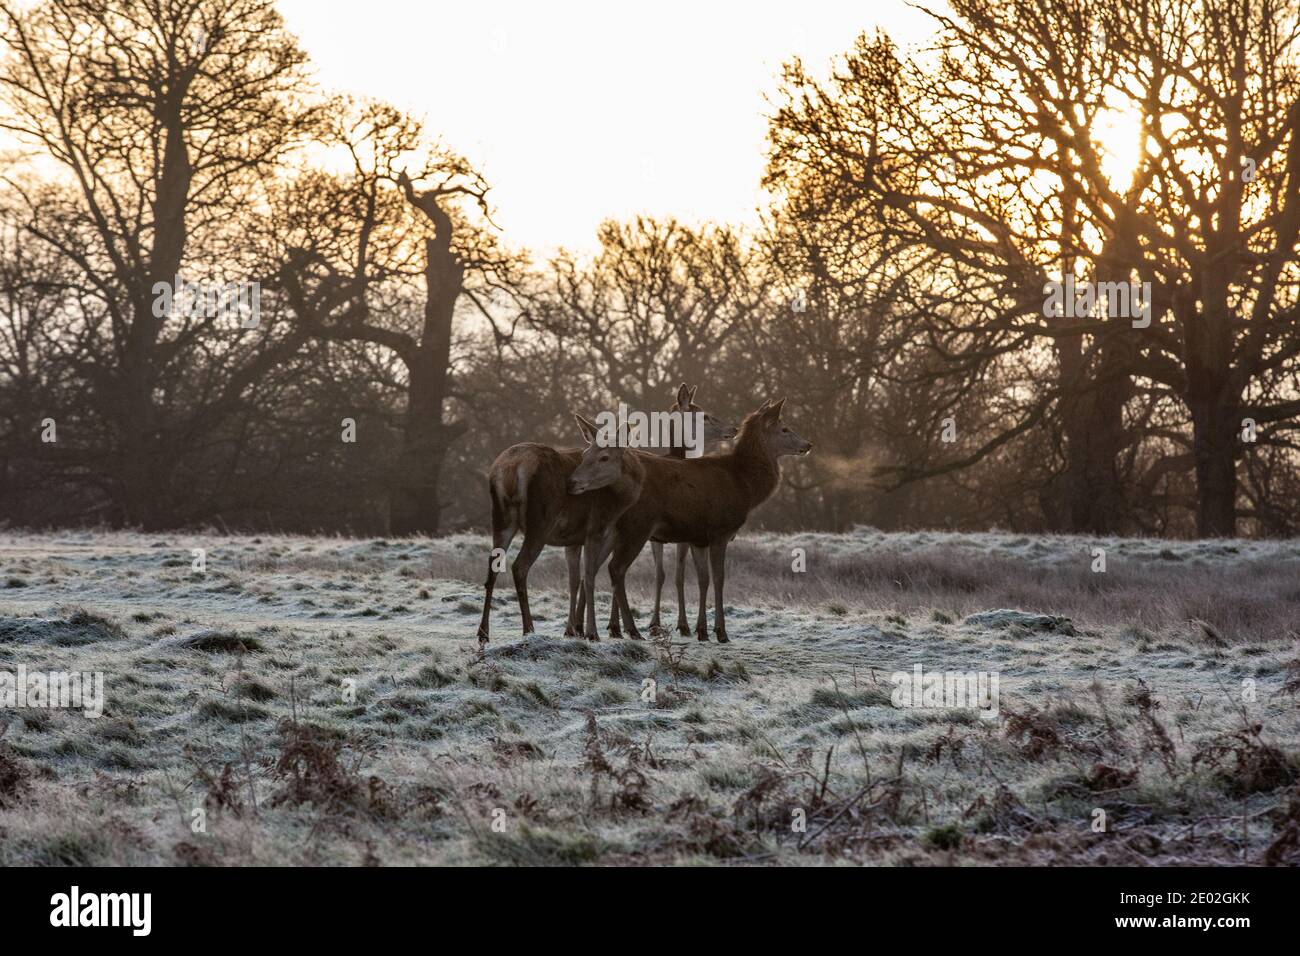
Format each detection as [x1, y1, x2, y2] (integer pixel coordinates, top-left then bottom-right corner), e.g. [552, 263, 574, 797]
[276, 0, 940, 253]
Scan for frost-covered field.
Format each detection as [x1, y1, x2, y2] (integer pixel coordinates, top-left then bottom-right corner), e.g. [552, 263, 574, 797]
[0, 528, 1298, 866]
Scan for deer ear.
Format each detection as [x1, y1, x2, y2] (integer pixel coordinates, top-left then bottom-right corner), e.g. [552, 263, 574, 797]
[573, 413, 597, 445]
[756, 399, 772, 414]
[688, 385, 698, 405]
[675, 383, 690, 408]
[771, 398, 787, 418]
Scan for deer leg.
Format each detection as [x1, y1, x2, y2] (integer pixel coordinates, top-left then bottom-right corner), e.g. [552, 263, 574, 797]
[648, 542, 666, 636]
[674, 542, 691, 635]
[574, 574, 587, 632]
[564, 545, 582, 637]
[582, 530, 613, 641]
[476, 499, 517, 645]
[611, 542, 644, 640]
[709, 540, 729, 643]
[607, 564, 623, 639]
[511, 530, 547, 635]
[619, 585, 644, 640]
[692, 544, 710, 641]
[584, 533, 621, 639]
[578, 531, 614, 638]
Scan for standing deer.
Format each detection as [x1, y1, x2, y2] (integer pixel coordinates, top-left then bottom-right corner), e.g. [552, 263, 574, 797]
[650, 385, 736, 636]
[477, 415, 644, 643]
[602, 398, 812, 642]
[571, 384, 737, 638]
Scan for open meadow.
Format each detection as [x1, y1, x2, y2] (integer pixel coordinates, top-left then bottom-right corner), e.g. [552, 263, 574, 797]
[1, 528, 1297, 866]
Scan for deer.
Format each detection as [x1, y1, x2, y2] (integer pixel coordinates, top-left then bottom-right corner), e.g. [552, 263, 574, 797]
[601, 398, 812, 643]
[481, 388, 736, 643]
[570, 384, 737, 638]
[476, 415, 644, 644]
[648, 384, 737, 636]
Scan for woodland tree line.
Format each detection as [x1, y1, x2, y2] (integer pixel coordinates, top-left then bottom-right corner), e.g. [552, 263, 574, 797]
[1, 0, 1298, 538]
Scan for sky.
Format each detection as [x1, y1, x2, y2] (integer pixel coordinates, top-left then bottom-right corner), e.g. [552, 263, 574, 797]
[275, 0, 941, 254]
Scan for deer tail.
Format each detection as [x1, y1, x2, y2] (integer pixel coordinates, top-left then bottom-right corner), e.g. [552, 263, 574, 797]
[493, 457, 537, 533]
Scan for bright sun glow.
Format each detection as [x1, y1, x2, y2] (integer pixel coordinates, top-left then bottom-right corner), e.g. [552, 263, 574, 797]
[1094, 106, 1147, 189]
[273, 0, 941, 255]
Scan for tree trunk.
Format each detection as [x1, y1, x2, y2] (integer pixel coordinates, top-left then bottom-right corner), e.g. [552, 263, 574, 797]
[389, 356, 454, 535]
[1188, 391, 1239, 538]
[1185, 272, 1239, 538]
[113, 111, 191, 530]
[1054, 333, 1130, 534]
[1045, 188, 1135, 535]
[388, 234, 465, 536]
[113, 336, 168, 530]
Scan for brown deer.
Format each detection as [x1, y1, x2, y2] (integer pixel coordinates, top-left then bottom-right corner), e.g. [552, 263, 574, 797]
[651, 385, 737, 636]
[603, 398, 811, 642]
[476, 415, 643, 643]
[571, 384, 737, 638]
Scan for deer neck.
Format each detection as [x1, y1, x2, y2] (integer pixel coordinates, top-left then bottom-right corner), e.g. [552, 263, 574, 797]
[612, 456, 647, 504]
[729, 429, 780, 507]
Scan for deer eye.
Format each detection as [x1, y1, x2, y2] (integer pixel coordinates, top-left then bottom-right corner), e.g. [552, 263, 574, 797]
[782, 427, 789, 433]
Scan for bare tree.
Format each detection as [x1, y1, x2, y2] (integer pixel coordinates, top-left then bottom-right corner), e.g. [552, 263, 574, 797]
[275, 99, 525, 534]
[539, 217, 765, 411]
[0, 0, 317, 527]
[768, 0, 1300, 536]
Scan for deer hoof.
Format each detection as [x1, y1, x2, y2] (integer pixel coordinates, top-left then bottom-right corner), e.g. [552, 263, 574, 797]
[695, 630, 709, 642]
[476, 628, 489, 645]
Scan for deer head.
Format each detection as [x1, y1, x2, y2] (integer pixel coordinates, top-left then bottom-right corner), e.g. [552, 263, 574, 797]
[568, 413, 631, 494]
[673, 382, 738, 445]
[737, 398, 813, 458]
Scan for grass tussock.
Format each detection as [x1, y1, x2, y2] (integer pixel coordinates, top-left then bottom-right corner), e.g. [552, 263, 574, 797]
[167, 630, 263, 654]
[0, 740, 33, 808]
